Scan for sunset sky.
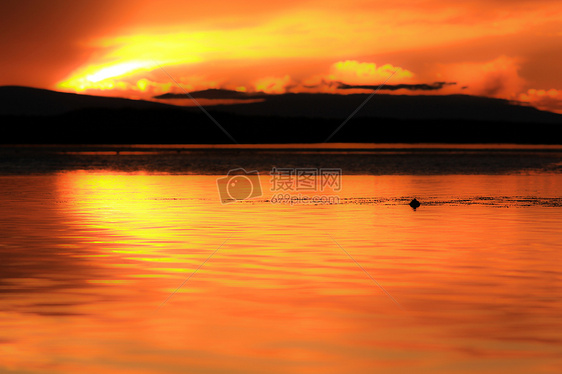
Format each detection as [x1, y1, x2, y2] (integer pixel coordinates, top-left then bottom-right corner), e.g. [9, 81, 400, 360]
[1, 0, 561, 112]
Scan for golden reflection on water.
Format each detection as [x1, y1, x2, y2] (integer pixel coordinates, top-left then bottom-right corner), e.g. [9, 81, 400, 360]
[0, 172, 561, 373]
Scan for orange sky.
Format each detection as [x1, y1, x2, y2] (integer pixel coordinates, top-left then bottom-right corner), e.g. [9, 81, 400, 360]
[1, 0, 561, 112]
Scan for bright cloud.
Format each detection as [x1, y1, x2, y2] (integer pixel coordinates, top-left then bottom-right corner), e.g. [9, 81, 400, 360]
[328, 60, 414, 85]
[437, 56, 525, 99]
[254, 75, 293, 94]
[519, 88, 562, 114]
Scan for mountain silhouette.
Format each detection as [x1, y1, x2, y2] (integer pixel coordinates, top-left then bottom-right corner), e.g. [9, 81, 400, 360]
[0, 86, 561, 144]
[155, 88, 267, 100]
[205, 92, 562, 123]
[0, 86, 172, 116]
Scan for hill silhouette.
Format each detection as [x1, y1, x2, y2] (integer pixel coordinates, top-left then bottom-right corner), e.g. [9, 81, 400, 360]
[156, 88, 562, 123]
[0, 86, 173, 116]
[0, 86, 561, 144]
[155, 88, 267, 100]
[205, 92, 562, 123]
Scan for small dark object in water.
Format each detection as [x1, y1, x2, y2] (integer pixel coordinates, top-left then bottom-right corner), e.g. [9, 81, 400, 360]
[409, 198, 421, 209]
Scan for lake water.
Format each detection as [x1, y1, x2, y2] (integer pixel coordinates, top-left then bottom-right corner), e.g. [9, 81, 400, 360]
[1, 145, 561, 373]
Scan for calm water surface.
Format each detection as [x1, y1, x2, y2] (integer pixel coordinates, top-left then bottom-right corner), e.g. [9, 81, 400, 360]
[1, 152, 562, 373]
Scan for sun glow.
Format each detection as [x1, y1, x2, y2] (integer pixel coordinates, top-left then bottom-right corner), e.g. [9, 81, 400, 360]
[86, 62, 148, 83]
[49, 1, 562, 112]
[55, 11, 425, 94]
[58, 61, 157, 91]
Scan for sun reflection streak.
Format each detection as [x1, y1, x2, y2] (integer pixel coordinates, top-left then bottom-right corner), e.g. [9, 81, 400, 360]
[54, 172, 207, 274]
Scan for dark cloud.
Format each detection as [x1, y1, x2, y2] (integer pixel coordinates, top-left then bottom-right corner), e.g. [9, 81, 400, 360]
[337, 81, 457, 91]
[302, 80, 341, 90]
[154, 82, 459, 101]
